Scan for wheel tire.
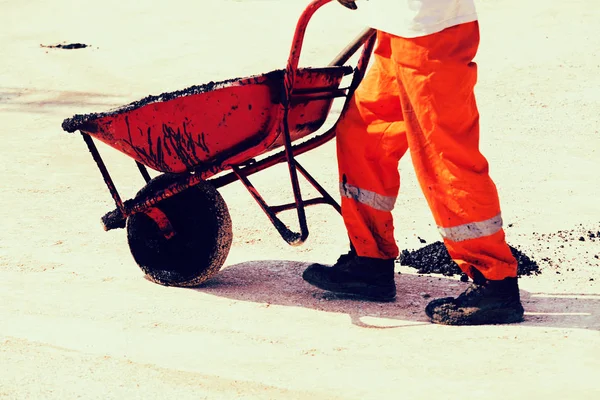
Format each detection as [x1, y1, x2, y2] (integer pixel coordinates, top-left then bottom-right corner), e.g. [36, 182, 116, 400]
[126, 174, 232, 287]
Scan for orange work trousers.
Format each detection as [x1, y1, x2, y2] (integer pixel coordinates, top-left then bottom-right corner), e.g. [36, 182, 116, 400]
[337, 22, 517, 281]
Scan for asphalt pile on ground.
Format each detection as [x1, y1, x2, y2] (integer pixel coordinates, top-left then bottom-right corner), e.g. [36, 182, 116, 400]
[40, 43, 89, 49]
[398, 242, 540, 278]
[399, 223, 600, 280]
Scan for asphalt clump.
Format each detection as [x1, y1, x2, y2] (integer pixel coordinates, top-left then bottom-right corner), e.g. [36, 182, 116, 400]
[399, 242, 540, 277]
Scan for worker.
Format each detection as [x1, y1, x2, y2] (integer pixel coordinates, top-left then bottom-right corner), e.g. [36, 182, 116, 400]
[302, 0, 525, 325]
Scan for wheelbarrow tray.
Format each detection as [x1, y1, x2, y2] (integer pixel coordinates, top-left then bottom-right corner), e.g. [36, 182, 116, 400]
[63, 66, 352, 175]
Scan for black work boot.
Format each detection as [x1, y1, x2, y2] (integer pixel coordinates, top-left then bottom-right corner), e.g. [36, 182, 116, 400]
[425, 276, 524, 325]
[302, 252, 396, 302]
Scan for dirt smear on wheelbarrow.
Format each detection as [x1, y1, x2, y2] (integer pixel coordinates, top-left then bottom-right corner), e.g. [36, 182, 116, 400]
[399, 241, 540, 278]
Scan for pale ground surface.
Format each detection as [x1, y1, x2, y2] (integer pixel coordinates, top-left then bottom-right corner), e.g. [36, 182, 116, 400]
[1, 0, 599, 399]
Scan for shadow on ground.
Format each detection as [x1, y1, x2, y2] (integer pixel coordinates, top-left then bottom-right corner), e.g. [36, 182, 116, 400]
[196, 260, 600, 331]
[0, 87, 123, 114]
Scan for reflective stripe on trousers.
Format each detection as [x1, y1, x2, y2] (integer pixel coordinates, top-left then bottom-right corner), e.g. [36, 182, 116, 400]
[438, 213, 503, 242]
[340, 182, 396, 212]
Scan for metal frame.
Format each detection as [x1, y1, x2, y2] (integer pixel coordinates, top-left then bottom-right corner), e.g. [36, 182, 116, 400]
[83, 0, 376, 245]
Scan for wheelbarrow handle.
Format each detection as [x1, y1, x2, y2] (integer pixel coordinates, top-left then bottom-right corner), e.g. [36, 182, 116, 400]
[268, 0, 376, 247]
[329, 27, 377, 67]
[284, 0, 334, 93]
[284, 0, 376, 89]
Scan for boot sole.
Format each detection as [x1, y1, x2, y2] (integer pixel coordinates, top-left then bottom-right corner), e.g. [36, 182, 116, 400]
[428, 304, 525, 325]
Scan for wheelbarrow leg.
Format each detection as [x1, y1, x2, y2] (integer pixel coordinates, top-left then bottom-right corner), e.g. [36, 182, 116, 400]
[294, 161, 341, 214]
[234, 19, 377, 246]
[231, 165, 305, 246]
[281, 110, 310, 244]
[135, 161, 152, 183]
[81, 133, 126, 218]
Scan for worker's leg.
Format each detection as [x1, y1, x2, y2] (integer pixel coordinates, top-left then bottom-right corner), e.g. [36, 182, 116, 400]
[391, 22, 516, 281]
[390, 22, 523, 324]
[336, 31, 409, 260]
[301, 32, 408, 302]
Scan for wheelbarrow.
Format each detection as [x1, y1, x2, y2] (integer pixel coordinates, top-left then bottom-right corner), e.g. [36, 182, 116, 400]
[62, 0, 376, 287]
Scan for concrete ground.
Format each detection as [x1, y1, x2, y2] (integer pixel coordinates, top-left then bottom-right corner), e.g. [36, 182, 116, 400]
[1, 0, 599, 399]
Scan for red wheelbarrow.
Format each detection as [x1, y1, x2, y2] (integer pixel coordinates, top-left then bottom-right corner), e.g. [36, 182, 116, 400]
[62, 0, 376, 287]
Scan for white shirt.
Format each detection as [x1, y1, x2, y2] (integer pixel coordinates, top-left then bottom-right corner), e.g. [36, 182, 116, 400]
[356, 0, 478, 38]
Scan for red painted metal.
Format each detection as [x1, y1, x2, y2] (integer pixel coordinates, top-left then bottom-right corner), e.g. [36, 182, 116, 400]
[144, 207, 175, 239]
[231, 166, 303, 245]
[64, 67, 350, 175]
[65, 0, 377, 244]
[136, 161, 152, 183]
[80, 133, 126, 216]
[295, 161, 342, 214]
[329, 28, 376, 68]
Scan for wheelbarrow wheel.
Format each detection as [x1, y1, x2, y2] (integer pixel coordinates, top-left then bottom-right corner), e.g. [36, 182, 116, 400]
[126, 174, 232, 287]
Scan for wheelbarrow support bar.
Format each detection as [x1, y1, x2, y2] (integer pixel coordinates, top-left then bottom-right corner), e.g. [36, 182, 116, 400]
[81, 133, 126, 218]
[252, 0, 374, 245]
